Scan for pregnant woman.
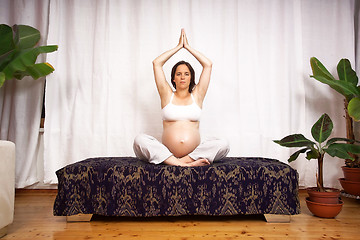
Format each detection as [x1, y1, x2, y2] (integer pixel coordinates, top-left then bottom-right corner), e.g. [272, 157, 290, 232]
[133, 29, 229, 166]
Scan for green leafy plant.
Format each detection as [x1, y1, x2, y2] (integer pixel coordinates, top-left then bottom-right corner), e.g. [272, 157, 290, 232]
[274, 113, 360, 192]
[0, 24, 58, 87]
[310, 57, 360, 121]
[310, 57, 360, 167]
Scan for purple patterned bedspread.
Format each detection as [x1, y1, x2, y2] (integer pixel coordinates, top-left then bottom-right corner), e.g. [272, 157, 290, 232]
[53, 157, 300, 217]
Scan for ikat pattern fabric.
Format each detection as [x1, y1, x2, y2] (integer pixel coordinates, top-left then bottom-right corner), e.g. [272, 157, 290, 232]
[53, 157, 300, 217]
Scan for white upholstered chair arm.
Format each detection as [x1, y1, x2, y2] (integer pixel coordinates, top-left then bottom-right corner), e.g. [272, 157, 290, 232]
[0, 141, 15, 238]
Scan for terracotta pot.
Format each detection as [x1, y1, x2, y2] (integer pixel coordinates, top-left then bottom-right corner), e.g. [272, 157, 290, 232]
[305, 197, 343, 218]
[339, 178, 360, 196]
[341, 166, 360, 182]
[306, 187, 340, 204]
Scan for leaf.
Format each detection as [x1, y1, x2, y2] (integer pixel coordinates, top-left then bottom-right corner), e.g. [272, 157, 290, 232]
[311, 75, 360, 101]
[24, 62, 55, 80]
[348, 97, 360, 121]
[337, 59, 358, 86]
[310, 57, 336, 81]
[13, 24, 40, 49]
[326, 137, 360, 146]
[324, 147, 353, 160]
[0, 72, 5, 87]
[0, 24, 57, 88]
[306, 149, 320, 160]
[273, 134, 315, 148]
[0, 24, 16, 71]
[0, 24, 14, 56]
[343, 143, 360, 154]
[311, 113, 333, 144]
[13, 63, 55, 80]
[0, 51, 16, 72]
[2, 45, 58, 80]
[288, 148, 309, 162]
[325, 143, 360, 160]
[12, 70, 30, 80]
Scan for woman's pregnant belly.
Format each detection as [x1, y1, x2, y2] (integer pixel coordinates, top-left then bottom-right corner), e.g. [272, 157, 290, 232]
[162, 121, 201, 158]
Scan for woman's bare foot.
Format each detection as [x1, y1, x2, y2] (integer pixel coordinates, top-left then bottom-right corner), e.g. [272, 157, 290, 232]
[163, 156, 186, 166]
[179, 155, 195, 164]
[163, 156, 210, 167]
[179, 156, 210, 166]
[187, 158, 210, 166]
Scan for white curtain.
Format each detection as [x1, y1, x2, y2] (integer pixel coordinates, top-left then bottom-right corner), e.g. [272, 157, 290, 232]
[0, 0, 358, 188]
[0, 0, 50, 188]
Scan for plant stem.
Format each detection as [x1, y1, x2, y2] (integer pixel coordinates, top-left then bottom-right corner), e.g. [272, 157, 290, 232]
[344, 99, 359, 167]
[317, 154, 325, 192]
[345, 99, 355, 141]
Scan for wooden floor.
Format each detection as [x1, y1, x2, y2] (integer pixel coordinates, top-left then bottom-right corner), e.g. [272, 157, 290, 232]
[2, 190, 360, 240]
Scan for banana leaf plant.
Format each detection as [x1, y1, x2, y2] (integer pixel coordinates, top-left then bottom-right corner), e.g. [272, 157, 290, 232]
[0, 24, 58, 88]
[274, 113, 360, 192]
[310, 57, 360, 121]
[310, 57, 360, 167]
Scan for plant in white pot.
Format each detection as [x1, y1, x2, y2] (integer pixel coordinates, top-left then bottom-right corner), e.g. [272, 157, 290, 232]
[274, 113, 360, 218]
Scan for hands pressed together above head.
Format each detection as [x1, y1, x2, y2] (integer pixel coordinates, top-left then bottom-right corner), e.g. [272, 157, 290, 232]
[177, 28, 190, 50]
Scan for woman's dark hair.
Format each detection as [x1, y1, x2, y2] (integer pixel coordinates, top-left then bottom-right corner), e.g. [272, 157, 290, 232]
[171, 61, 195, 93]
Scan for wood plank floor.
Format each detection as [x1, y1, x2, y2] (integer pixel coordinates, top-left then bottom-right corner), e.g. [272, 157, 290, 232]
[2, 189, 360, 240]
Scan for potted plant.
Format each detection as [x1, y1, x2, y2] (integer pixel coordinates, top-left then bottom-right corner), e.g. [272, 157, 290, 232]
[0, 24, 57, 237]
[0, 24, 58, 87]
[274, 113, 360, 218]
[310, 57, 360, 196]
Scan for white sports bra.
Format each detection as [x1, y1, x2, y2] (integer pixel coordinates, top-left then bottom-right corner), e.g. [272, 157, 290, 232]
[162, 93, 202, 122]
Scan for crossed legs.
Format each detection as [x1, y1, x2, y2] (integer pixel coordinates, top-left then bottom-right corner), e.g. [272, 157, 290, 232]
[133, 134, 230, 166]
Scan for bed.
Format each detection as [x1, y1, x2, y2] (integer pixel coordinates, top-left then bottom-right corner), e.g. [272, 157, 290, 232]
[53, 157, 300, 222]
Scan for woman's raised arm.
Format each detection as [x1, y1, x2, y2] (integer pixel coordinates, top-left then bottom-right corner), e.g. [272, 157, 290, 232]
[153, 30, 185, 107]
[183, 31, 212, 106]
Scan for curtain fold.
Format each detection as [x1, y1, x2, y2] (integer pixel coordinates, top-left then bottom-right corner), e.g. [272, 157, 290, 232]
[1, 0, 357, 188]
[0, 0, 50, 188]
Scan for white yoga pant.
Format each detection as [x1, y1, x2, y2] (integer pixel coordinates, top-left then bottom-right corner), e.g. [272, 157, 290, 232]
[133, 134, 230, 165]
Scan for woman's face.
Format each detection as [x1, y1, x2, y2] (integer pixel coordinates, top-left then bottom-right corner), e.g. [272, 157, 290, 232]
[173, 64, 191, 90]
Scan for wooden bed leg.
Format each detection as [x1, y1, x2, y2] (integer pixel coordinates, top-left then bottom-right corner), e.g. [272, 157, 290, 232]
[0, 226, 7, 238]
[66, 214, 93, 222]
[264, 214, 291, 223]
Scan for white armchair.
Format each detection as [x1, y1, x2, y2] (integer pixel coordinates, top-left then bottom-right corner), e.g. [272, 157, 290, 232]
[0, 141, 15, 238]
